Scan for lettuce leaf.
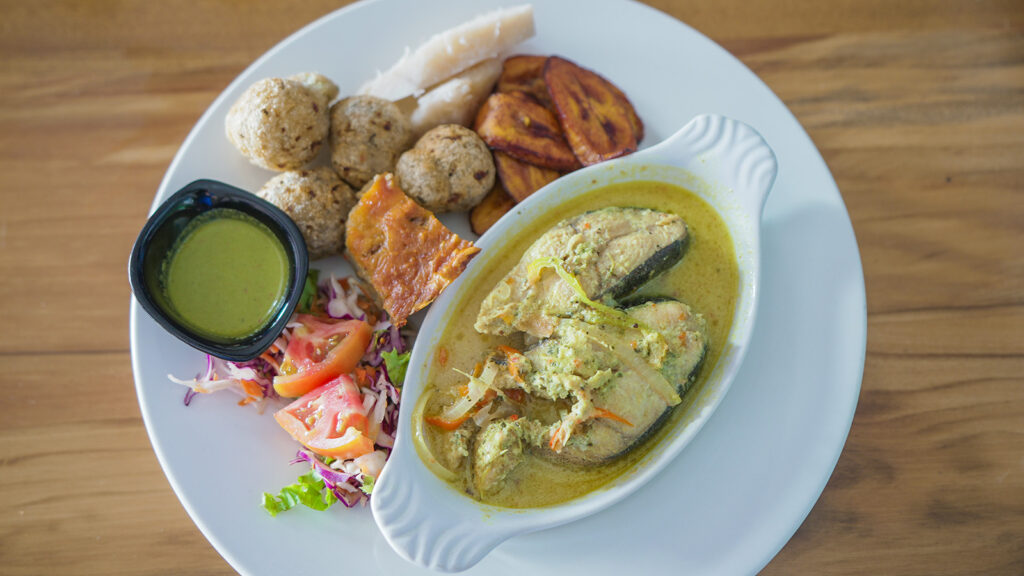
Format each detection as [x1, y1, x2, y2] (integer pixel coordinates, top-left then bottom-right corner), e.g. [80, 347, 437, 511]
[382, 349, 411, 385]
[296, 269, 320, 314]
[359, 475, 376, 495]
[262, 471, 337, 517]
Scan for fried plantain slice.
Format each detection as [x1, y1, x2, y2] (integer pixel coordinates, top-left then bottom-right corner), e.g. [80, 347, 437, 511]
[474, 92, 581, 171]
[493, 150, 562, 203]
[345, 173, 480, 326]
[544, 56, 643, 166]
[469, 183, 517, 235]
[606, 73, 644, 143]
[496, 55, 553, 109]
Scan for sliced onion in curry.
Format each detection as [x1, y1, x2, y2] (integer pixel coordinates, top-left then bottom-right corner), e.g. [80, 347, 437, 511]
[411, 389, 459, 482]
[441, 363, 500, 422]
[570, 320, 682, 407]
[526, 256, 656, 333]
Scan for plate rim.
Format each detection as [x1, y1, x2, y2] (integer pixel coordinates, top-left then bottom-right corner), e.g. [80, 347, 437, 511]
[130, 1, 867, 574]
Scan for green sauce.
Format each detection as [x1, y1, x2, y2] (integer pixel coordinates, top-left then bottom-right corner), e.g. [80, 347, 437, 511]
[162, 208, 288, 342]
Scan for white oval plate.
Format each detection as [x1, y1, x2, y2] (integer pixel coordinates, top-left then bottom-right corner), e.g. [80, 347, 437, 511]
[130, 1, 866, 575]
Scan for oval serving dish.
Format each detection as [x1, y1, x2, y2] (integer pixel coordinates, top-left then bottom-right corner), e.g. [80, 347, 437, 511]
[371, 114, 778, 572]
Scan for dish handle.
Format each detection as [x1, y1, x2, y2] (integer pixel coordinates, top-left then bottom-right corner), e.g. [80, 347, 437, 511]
[371, 447, 520, 572]
[641, 113, 778, 217]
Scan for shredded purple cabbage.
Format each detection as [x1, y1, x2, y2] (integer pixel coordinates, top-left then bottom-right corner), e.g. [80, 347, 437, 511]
[291, 449, 364, 508]
[281, 274, 409, 508]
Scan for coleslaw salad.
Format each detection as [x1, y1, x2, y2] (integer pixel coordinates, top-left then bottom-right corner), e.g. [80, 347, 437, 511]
[169, 270, 410, 514]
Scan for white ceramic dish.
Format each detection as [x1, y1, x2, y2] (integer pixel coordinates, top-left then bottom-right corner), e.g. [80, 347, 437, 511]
[373, 114, 777, 571]
[130, 1, 866, 574]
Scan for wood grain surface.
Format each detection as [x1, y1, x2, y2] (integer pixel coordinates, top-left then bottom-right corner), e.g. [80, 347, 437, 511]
[1, 1, 1022, 574]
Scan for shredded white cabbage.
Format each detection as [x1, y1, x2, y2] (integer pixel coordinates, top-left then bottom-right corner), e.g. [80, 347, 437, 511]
[328, 275, 365, 319]
[354, 450, 387, 478]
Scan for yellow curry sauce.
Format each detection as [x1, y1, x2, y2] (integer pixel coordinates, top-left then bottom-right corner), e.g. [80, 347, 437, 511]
[417, 181, 738, 508]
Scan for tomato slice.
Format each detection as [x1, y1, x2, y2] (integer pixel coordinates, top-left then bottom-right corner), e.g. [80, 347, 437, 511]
[272, 315, 372, 398]
[274, 375, 376, 460]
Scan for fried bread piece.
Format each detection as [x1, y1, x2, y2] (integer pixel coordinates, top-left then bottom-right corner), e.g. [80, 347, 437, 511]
[345, 174, 480, 326]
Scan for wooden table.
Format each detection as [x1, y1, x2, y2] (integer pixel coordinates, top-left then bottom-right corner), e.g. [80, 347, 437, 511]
[1, 1, 1021, 574]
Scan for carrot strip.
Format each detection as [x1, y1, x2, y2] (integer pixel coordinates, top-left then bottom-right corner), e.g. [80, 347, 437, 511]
[497, 345, 522, 357]
[425, 414, 472, 431]
[241, 380, 264, 398]
[593, 407, 633, 427]
[260, 352, 281, 372]
[495, 346, 525, 381]
[549, 425, 565, 451]
[508, 362, 524, 383]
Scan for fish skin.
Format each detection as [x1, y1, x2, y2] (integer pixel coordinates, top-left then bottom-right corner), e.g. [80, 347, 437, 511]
[475, 207, 689, 338]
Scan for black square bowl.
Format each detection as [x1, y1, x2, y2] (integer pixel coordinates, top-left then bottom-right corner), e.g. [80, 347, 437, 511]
[129, 179, 308, 362]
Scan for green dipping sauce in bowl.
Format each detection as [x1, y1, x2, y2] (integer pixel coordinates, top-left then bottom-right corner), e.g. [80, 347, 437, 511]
[162, 208, 289, 341]
[130, 178, 307, 362]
